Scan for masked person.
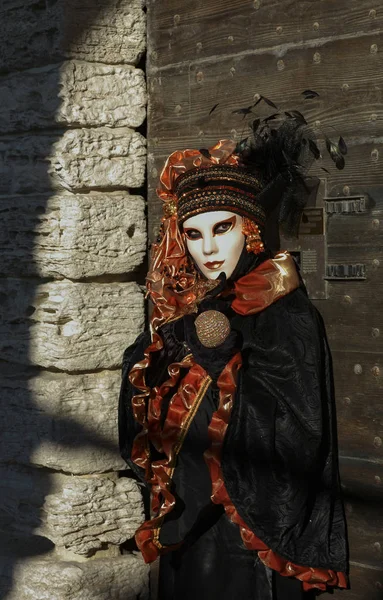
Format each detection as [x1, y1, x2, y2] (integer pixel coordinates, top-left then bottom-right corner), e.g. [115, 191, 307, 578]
[119, 116, 349, 599]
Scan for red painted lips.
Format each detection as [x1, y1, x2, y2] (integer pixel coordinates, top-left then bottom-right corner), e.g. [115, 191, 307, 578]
[204, 260, 224, 270]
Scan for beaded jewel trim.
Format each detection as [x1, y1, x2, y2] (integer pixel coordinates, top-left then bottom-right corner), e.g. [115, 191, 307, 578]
[177, 189, 266, 225]
[175, 165, 261, 193]
[175, 165, 265, 225]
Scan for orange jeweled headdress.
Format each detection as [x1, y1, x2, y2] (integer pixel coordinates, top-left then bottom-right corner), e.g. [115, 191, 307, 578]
[147, 140, 254, 332]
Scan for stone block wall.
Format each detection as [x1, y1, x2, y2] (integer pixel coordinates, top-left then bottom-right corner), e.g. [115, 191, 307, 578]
[0, 1, 148, 598]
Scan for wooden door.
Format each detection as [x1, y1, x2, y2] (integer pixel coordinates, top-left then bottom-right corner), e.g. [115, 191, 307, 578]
[147, 2, 383, 597]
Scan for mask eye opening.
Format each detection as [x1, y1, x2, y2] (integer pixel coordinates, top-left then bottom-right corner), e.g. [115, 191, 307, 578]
[213, 215, 236, 236]
[183, 227, 202, 241]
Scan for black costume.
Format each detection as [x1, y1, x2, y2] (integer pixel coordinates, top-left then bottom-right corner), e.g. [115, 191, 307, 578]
[119, 252, 348, 599]
[119, 113, 349, 598]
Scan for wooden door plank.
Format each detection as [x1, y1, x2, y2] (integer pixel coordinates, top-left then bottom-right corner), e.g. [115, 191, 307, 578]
[345, 498, 383, 569]
[331, 350, 383, 461]
[317, 270, 383, 355]
[148, 35, 383, 144]
[340, 456, 383, 500]
[339, 455, 383, 571]
[147, 0, 383, 71]
[333, 562, 383, 600]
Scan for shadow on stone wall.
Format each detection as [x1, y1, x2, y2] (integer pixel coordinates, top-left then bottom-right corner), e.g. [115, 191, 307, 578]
[0, 1, 147, 597]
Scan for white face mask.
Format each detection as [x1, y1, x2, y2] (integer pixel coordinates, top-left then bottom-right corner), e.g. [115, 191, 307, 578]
[182, 210, 244, 280]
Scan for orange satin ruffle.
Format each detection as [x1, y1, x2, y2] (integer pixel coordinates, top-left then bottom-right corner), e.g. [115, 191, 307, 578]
[157, 139, 239, 204]
[147, 139, 240, 333]
[131, 356, 212, 563]
[232, 251, 300, 315]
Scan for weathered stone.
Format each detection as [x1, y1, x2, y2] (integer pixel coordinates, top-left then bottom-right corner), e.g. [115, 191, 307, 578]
[44, 475, 143, 555]
[0, 280, 144, 370]
[0, 467, 143, 554]
[0, 128, 146, 194]
[0, 368, 129, 473]
[0, 193, 146, 278]
[2, 555, 149, 600]
[0, 465, 53, 543]
[1, 0, 148, 592]
[0, 0, 146, 73]
[0, 62, 146, 134]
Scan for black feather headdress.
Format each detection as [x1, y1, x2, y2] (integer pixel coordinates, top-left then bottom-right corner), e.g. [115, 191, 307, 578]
[158, 92, 346, 240]
[234, 117, 316, 237]
[228, 92, 347, 236]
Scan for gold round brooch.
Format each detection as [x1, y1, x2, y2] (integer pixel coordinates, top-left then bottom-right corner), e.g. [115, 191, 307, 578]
[195, 310, 231, 348]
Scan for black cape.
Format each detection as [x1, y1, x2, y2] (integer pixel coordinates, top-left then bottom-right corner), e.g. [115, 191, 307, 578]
[119, 283, 349, 578]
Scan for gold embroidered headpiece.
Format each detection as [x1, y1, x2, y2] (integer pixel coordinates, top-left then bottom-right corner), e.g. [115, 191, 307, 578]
[157, 140, 267, 228]
[175, 164, 265, 225]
